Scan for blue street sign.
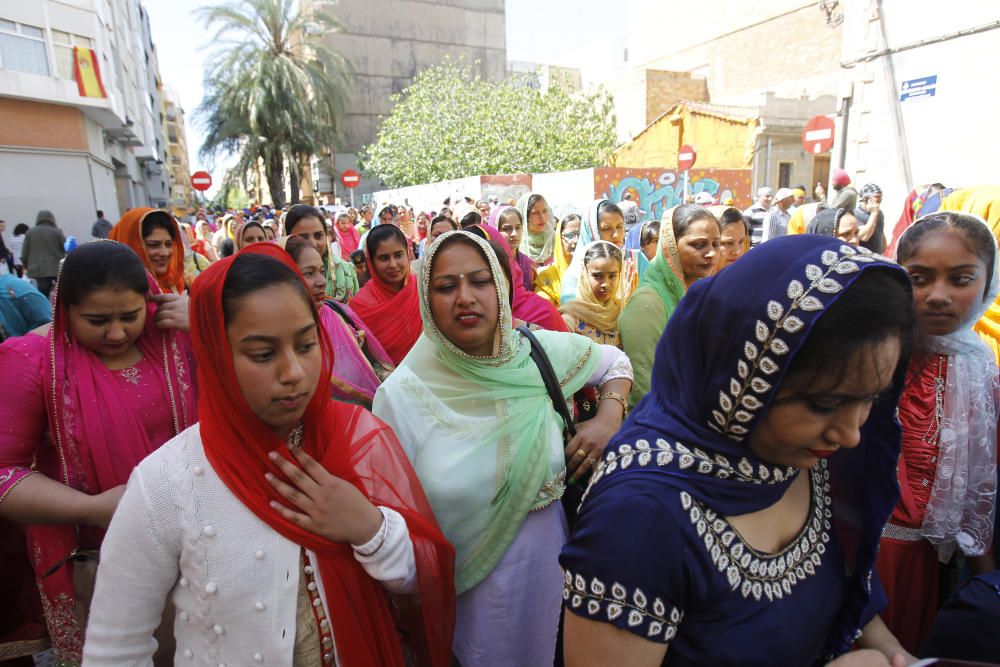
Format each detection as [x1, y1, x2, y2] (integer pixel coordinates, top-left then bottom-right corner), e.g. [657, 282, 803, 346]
[900, 75, 937, 102]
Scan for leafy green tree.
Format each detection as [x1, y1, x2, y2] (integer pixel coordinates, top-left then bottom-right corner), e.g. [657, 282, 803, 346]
[196, 0, 351, 207]
[361, 58, 618, 188]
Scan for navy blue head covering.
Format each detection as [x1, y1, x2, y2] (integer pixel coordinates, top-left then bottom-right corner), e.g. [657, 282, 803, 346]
[584, 235, 910, 655]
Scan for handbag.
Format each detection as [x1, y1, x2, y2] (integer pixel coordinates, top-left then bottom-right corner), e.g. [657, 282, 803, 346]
[516, 326, 596, 524]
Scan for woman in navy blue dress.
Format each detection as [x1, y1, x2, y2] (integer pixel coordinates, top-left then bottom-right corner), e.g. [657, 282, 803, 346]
[561, 236, 919, 666]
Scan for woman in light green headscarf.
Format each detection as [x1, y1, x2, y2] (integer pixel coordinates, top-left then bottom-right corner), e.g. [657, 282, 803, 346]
[372, 230, 632, 667]
[618, 203, 722, 407]
[516, 191, 556, 266]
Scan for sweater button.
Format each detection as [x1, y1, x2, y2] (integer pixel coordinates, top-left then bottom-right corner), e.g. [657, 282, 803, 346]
[307, 582, 317, 592]
[202, 525, 216, 538]
[205, 582, 217, 594]
[179, 611, 189, 621]
[178, 577, 188, 587]
[254, 549, 265, 560]
[183, 648, 193, 658]
[255, 601, 265, 611]
[192, 465, 204, 476]
[213, 623, 225, 635]
[303, 565, 314, 575]
[253, 653, 263, 663]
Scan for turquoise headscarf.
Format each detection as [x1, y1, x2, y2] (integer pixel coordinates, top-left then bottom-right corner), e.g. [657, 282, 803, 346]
[375, 230, 599, 592]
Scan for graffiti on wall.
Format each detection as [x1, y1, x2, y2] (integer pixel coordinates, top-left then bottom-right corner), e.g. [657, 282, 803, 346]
[595, 168, 753, 221]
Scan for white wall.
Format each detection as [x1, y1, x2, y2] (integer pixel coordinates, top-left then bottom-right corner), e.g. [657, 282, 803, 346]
[531, 168, 596, 212]
[839, 0, 1000, 223]
[368, 175, 482, 213]
[0, 148, 114, 241]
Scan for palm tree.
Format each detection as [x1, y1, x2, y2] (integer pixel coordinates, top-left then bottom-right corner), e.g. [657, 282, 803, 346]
[197, 0, 351, 208]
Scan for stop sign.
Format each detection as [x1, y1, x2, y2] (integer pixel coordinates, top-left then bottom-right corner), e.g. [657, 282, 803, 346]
[341, 169, 361, 189]
[190, 170, 212, 191]
[678, 144, 697, 171]
[802, 115, 835, 154]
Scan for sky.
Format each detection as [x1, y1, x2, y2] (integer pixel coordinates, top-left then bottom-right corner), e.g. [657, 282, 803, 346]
[145, 0, 625, 195]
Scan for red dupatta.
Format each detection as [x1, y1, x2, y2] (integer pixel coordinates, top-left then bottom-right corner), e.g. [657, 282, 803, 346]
[349, 253, 422, 364]
[190, 244, 455, 667]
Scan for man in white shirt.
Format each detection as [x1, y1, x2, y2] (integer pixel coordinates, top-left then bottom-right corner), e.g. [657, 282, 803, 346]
[761, 188, 795, 242]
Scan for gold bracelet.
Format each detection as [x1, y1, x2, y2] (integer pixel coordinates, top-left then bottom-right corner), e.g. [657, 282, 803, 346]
[599, 391, 629, 416]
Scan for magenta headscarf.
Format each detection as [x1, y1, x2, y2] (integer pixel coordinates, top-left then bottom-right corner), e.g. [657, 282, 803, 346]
[318, 302, 394, 406]
[478, 224, 568, 332]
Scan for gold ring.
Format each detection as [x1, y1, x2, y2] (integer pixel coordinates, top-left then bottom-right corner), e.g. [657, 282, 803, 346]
[575, 449, 587, 459]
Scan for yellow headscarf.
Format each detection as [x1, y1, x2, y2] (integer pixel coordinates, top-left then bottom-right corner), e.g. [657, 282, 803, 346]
[534, 215, 573, 305]
[558, 241, 625, 333]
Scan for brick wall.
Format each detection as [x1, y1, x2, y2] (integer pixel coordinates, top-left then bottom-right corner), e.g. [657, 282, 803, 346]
[0, 98, 87, 151]
[644, 70, 709, 126]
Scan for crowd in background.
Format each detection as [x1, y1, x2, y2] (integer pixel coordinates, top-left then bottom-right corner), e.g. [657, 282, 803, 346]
[1, 178, 999, 666]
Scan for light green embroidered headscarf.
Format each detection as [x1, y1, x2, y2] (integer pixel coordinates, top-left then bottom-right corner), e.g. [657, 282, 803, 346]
[516, 191, 556, 265]
[374, 230, 599, 593]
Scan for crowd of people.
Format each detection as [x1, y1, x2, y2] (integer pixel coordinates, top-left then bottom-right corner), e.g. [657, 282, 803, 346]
[0, 178, 999, 667]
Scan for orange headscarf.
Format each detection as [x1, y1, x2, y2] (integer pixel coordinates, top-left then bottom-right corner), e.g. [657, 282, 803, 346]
[109, 208, 187, 293]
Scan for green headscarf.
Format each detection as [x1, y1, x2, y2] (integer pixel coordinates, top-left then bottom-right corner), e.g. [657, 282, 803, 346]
[373, 230, 599, 592]
[638, 206, 688, 315]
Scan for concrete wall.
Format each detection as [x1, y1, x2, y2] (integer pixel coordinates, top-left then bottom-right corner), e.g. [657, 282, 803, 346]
[624, 0, 845, 106]
[837, 0, 1000, 224]
[320, 0, 506, 197]
[0, 148, 116, 241]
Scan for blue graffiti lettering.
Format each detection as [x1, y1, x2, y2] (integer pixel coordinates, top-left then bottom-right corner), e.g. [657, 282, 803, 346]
[603, 174, 724, 220]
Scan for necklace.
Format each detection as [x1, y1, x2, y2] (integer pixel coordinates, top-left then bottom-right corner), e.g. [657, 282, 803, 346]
[920, 356, 946, 444]
[119, 365, 141, 385]
[286, 423, 304, 450]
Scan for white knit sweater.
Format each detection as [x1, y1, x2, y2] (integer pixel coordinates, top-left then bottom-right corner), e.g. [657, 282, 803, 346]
[82, 424, 415, 666]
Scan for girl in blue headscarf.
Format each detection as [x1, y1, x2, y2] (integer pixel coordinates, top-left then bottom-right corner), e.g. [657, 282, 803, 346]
[561, 236, 918, 666]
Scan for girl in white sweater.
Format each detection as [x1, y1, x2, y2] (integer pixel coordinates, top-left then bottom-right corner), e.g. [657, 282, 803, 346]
[83, 244, 455, 666]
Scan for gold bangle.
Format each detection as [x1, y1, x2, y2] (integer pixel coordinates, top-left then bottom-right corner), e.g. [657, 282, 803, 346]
[599, 391, 629, 416]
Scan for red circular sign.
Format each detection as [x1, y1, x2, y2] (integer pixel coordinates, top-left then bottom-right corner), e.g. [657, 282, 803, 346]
[190, 170, 212, 192]
[341, 169, 361, 189]
[802, 115, 835, 154]
[678, 144, 697, 171]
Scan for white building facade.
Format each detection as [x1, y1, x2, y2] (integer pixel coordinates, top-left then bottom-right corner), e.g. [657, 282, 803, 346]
[0, 0, 174, 240]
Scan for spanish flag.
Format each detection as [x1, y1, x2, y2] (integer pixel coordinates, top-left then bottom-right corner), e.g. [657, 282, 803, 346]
[73, 46, 107, 99]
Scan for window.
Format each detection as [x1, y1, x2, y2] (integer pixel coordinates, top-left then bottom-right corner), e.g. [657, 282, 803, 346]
[0, 20, 50, 76]
[778, 162, 793, 189]
[52, 30, 95, 80]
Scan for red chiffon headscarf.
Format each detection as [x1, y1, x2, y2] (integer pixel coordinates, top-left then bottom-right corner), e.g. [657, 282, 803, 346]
[349, 237, 423, 364]
[189, 243, 455, 667]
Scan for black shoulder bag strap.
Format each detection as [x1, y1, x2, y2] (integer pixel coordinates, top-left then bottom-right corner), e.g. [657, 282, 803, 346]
[325, 298, 358, 330]
[517, 325, 576, 438]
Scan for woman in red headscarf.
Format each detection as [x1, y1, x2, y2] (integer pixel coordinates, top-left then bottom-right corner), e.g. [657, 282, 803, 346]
[82, 243, 455, 666]
[350, 224, 423, 364]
